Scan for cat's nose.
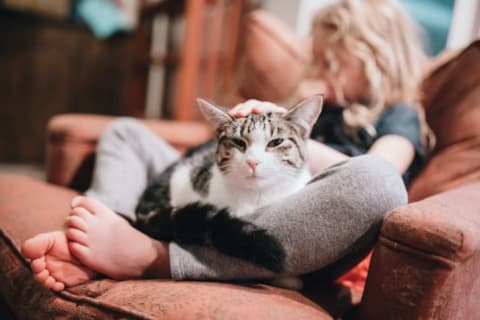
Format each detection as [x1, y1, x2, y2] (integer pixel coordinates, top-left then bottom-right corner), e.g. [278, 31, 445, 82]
[246, 159, 260, 170]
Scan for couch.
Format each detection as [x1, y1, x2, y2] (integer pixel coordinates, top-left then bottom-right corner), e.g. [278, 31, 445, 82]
[1, 11, 480, 320]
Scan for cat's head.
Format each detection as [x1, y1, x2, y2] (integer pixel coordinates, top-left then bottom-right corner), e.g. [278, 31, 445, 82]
[197, 96, 323, 188]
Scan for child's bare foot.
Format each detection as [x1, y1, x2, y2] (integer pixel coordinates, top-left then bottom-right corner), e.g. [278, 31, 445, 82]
[21, 231, 97, 292]
[66, 196, 170, 280]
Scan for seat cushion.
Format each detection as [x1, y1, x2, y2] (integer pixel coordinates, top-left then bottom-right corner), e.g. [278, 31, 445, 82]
[0, 174, 345, 319]
[409, 41, 480, 201]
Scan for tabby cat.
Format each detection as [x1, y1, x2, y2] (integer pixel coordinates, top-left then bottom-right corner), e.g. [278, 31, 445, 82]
[135, 95, 323, 289]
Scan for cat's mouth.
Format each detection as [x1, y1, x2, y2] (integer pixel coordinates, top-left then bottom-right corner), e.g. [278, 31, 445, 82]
[246, 173, 265, 181]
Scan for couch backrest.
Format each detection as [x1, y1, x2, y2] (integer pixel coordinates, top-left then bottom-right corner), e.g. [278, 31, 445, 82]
[423, 41, 480, 150]
[408, 41, 480, 201]
[234, 10, 308, 103]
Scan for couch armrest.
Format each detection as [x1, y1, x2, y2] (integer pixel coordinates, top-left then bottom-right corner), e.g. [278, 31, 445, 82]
[46, 114, 212, 190]
[359, 182, 480, 320]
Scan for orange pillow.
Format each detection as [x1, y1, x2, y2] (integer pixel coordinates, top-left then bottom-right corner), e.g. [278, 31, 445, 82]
[336, 253, 372, 293]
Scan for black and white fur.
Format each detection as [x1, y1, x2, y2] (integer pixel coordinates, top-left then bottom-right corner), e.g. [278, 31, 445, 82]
[135, 96, 323, 289]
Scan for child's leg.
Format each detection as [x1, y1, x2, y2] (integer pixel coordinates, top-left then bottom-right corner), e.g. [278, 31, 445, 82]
[64, 154, 406, 284]
[85, 118, 181, 220]
[169, 154, 407, 281]
[21, 118, 180, 290]
[23, 153, 406, 290]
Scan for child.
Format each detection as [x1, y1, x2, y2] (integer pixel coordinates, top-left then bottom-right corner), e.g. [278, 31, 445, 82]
[22, 0, 428, 292]
[235, 0, 433, 183]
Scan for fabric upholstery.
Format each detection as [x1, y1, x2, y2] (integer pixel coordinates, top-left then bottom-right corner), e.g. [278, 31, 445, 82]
[408, 41, 480, 201]
[41, 29, 480, 308]
[360, 182, 480, 320]
[0, 175, 350, 319]
[2, 9, 480, 319]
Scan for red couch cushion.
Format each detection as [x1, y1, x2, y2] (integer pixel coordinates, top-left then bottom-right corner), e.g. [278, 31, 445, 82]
[0, 174, 351, 319]
[409, 41, 480, 201]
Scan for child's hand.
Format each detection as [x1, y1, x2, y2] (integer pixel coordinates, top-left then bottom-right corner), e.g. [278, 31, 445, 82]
[229, 99, 287, 118]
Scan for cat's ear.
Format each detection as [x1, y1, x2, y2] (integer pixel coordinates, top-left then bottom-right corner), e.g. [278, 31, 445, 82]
[284, 95, 323, 138]
[197, 98, 232, 129]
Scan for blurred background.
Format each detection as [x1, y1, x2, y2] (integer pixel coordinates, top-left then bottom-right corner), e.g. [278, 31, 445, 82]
[0, 0, 478, 179]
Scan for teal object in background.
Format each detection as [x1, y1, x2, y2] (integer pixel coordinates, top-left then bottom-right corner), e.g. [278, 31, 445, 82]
[399, 0, 455, 56]
[76, 0, 129, 38]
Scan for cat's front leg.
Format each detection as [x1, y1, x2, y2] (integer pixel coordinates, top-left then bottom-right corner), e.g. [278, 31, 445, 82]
[134, 208, 175, 241]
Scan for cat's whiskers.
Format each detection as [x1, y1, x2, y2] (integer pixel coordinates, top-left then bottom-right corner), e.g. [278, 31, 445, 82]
[254, 191, 267, 206]
[135, 96, 323, 289]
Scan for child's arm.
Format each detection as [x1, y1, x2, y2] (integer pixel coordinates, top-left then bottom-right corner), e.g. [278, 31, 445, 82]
[228, 99, 287, 117]
[307, 136, 415, 176]
[367, 135, 415, 174]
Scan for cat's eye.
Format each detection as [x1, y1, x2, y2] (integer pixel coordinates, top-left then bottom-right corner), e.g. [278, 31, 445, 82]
[231, 138, 246, 149]
[267, 138, 284, 148]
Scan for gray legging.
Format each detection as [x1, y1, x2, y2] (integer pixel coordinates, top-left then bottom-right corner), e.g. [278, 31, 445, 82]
[86, 118, 407, 281]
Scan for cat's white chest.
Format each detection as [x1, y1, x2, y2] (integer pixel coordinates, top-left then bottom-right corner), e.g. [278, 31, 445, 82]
[206, 165, 310, 217]
[168, 164, 258, 214]
[206, 170, 260, 216]
[169, 162, 311, 217]
[169, 164, 203, 207]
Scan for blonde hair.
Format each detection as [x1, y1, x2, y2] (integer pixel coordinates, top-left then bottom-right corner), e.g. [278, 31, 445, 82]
[312, 0, 435, 150]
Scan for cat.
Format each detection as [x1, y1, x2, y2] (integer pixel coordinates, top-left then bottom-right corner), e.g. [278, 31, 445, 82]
[134, 95, 323, 289]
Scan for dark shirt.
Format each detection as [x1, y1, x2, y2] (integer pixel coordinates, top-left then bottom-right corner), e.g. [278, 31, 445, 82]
[310, 103, 426, 186]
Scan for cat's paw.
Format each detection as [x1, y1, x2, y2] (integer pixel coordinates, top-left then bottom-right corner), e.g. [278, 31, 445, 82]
[270, 276, 304, 290]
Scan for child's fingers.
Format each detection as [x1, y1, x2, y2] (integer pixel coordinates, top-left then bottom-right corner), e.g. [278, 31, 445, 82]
[252, 103, 287, 114]
[230, 100, 286, 117]
[251, 107, 262, 114]
[229, 99, 259, 116]
[266, 103, 287, 113]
